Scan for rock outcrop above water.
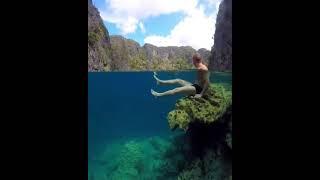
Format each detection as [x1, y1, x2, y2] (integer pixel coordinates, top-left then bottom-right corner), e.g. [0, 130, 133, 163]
[167, 84, 232, 131]
[209, 0, 232, 71]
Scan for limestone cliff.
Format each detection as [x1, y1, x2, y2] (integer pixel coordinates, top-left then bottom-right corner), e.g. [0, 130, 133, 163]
[110, 35, 147, 71]
[209, 0, 232, 71]
[88, 0, 112, 71]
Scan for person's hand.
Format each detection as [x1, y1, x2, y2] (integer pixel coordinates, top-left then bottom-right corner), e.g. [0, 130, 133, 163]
[194, 94, 202, 98]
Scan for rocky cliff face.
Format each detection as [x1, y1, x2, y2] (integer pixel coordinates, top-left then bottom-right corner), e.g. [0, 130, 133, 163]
[110, 35, 146, 71]
[88, 0, 112, 71]
[209, 0, 232, 71]
[143, 44, 206, 64]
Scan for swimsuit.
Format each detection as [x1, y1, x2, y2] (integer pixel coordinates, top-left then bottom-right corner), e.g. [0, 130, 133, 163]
[192, 84, 203, 94]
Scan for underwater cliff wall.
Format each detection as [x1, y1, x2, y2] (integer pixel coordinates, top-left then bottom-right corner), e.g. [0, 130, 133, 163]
[166, 84, 232, 179]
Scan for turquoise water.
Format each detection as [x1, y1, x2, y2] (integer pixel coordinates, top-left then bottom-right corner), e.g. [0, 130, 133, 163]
[88, 71, 232, 180]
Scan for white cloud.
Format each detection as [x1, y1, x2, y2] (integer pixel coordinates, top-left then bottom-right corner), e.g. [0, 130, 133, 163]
[100, 0, 198, 34]
[139, 22, 146, 34]
[122, 17, 139, 35]
[98, 0, 221, 50]
[144, 2, 220, 50]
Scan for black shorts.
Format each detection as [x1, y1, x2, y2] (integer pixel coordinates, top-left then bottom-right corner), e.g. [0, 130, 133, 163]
[192, 84, 203, 94]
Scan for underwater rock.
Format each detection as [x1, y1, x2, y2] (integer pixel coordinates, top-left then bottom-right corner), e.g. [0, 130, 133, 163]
[202, 149, 232, 180]
[166, 83, 232, 180]
[177, 159, 202, 180]
[106, 140, 144, 179]
[98, 137, 188, 180]
[226, 119, 232, 149]
[226, 133, 232, 149]
[91, 116, 232, 180]
[177, 149, 232, 180]
[167, 84, 232, 131]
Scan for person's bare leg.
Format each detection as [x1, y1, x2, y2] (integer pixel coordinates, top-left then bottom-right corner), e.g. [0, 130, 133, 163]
[153, 72, 192, 86]
[151, 85, 196, 97]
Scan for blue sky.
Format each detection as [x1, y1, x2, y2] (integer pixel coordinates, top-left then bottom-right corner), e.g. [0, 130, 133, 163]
[92, 0, 221, 50]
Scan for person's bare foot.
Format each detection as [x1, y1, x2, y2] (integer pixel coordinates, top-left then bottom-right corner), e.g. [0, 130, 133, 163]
[151, 89, 160, 97]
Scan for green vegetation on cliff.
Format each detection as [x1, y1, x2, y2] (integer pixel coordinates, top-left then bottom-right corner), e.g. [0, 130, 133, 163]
[129, 53, 148, 71]
[88, 32, 99, 46]
[88, 26, 107, 46]
[149, 57, 193, 71]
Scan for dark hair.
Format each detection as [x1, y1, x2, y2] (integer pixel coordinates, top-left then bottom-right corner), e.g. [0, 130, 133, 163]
[192, 53, 202, 63]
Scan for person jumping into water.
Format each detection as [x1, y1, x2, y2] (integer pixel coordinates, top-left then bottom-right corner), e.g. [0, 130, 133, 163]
[151, 53, 210, 98]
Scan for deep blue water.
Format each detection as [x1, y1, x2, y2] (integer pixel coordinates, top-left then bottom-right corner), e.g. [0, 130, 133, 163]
[88, 71, 232, 161]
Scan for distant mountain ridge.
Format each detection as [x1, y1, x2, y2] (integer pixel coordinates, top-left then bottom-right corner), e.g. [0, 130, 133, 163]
[110, 35, 210, 71]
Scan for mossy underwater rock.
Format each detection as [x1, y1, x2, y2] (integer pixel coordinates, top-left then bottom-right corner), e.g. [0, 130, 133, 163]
[168, 84, 232, 131]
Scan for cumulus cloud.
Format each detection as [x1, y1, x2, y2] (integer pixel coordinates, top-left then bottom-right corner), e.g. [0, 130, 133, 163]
[100, 0, 197, 35]
[144, 2, 220, 50]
